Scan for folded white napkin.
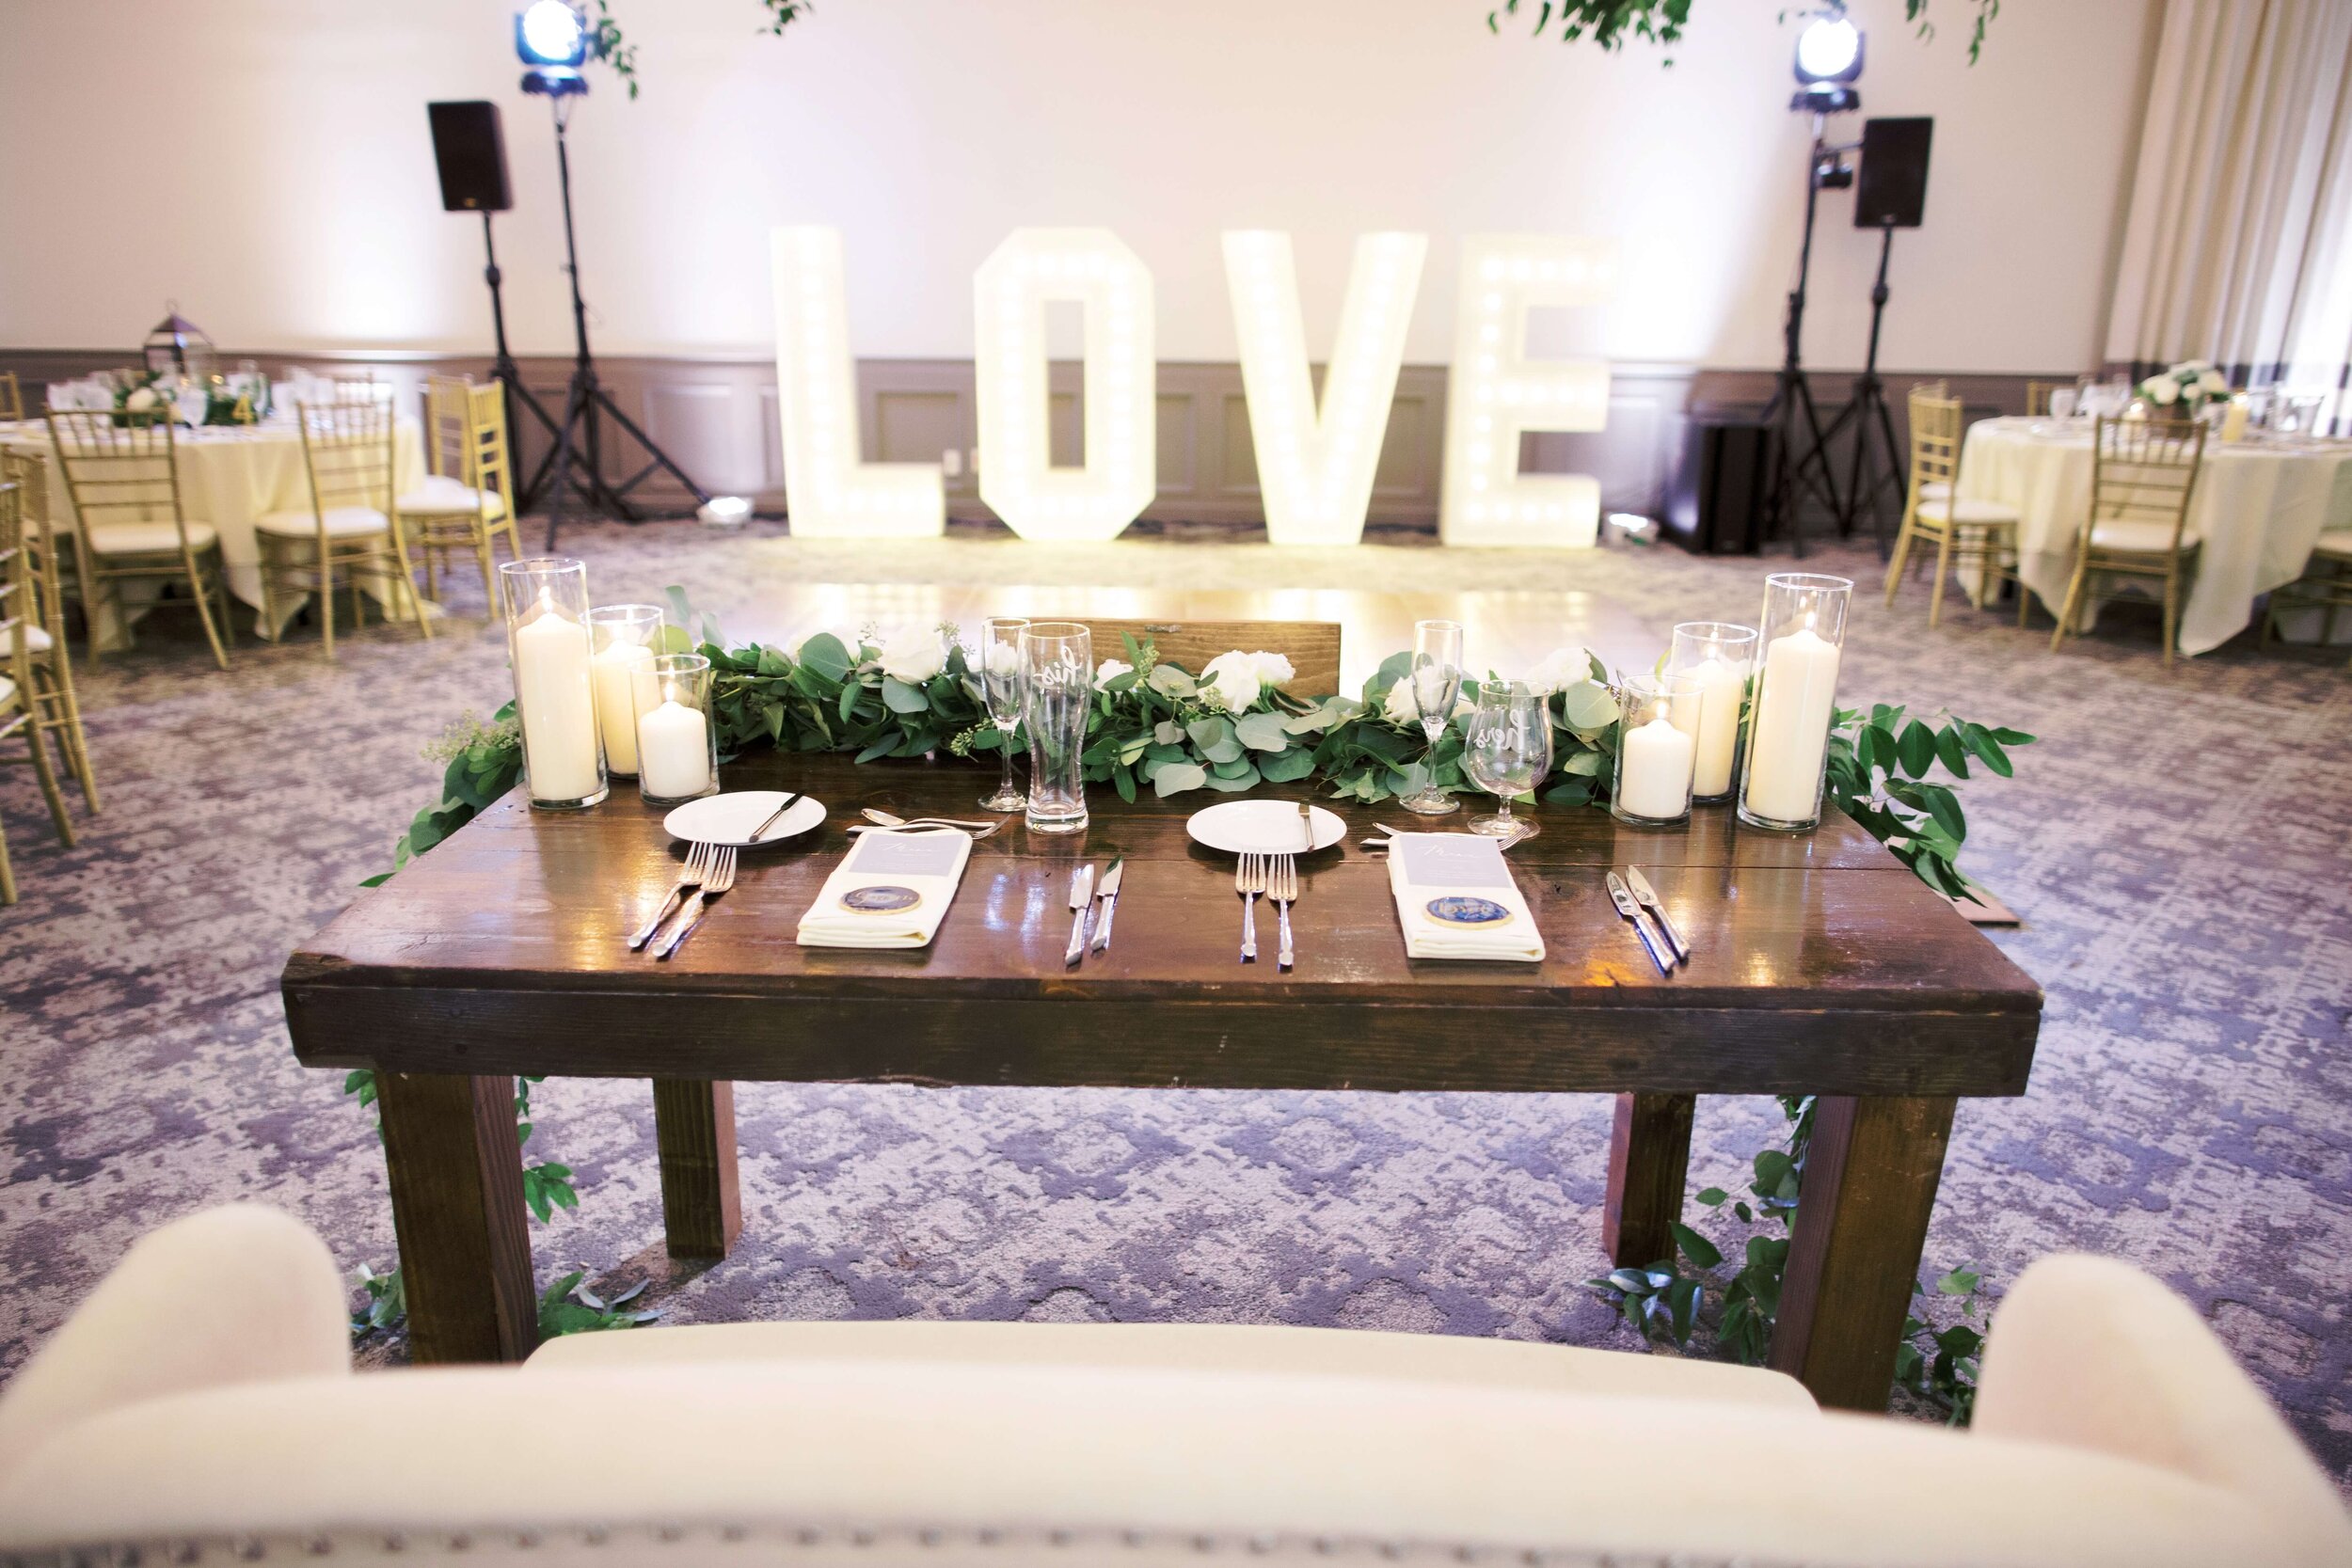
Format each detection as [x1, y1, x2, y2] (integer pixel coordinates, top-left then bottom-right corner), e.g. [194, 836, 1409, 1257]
[1386, 833, 1545, 961]
[797, 829, 972, 949]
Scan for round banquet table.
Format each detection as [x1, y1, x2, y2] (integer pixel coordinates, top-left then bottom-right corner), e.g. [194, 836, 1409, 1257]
[0, 415, 430, 651]
[1958, 416, 2352, 656]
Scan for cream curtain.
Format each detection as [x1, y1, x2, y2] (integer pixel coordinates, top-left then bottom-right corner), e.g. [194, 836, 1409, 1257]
[2104, 0, 2352, 407]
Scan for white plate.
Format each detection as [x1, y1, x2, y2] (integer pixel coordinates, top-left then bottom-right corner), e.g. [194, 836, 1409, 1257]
[1185, 800, 1346, 856]
[663, 791, 826, 847]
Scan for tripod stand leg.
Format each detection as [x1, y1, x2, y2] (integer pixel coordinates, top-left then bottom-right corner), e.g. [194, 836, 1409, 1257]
[543, 379, 582, 553]
[590, 385, 712, 507]
[1870, 390, 1904, 558]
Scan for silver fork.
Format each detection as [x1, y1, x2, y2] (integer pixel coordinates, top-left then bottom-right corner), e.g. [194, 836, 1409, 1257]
[630, 841, 712, 950]
[1269, 853, 1299, 972]
[654, 845, 737, 959]
[1236, 851, 1265, 963]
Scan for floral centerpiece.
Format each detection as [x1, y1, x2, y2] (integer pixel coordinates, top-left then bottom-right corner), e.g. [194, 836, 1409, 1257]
[2136, 359, 2230, 416]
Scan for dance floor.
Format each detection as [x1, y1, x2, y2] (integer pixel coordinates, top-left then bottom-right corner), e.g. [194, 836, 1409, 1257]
[2, 517, 2346, 1482]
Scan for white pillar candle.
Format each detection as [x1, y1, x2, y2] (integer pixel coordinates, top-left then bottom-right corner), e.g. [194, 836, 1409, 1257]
[1741, 623, 1841, 824]
[590, 639, 656, 775]
[2220, 394, 2249, 444]
[1680, 654, 1745, 798]
[636, 699, 711, 800]
[1618, 715, 1695, 820]
[512, 597, 600, 802]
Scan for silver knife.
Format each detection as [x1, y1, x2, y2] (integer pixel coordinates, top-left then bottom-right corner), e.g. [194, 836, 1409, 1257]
[1606, 872, 1674, 975]
[1623, 866, 1689, 965]
[1064, 863, 1096, 967]
[1089, 858, 1124, 953]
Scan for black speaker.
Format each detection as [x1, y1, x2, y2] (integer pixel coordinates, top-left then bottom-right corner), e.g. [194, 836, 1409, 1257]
[1663, 415, 1773, 555]
[1854, 117, 1931, 229]
[427, 101, 512, 214]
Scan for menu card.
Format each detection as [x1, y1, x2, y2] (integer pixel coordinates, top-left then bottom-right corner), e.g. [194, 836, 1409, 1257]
[796, 830, 972, 949]
[1386, 833, 1545, 961]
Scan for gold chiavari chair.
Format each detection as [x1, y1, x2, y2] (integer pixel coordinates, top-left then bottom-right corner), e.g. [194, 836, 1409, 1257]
[0, 477, 77, 905]
[397, 376, 520, 609]
[256, 400, 433, 659]
[44, 408, 233, 670]
[2260, 529, 2352, 649]
[0, 449, 98, 812]
[2024, 381, 2062, 417]
[0, 372, 24, 421]
[2050, 416, 2206, 667]
[1884, 388, 2024, 628]
[1905, 380, 1952, 506]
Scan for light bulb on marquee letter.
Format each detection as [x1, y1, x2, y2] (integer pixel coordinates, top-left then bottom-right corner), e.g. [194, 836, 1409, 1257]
[973, 229, 1155, 542]
[1438, 235, 1618, 548]
[770, 227, 945, 538]
[1223, 230, 1425, 547]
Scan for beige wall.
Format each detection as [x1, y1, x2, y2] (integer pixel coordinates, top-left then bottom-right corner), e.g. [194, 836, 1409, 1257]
[0, 0, 2153, 373]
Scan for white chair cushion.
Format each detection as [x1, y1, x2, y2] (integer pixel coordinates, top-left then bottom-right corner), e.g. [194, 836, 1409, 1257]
[1917, 480, 1953, 501]
[255, 506, 389, 539]
[2310, 528, 2352, 562]
[2090, 517, 2199, 553]
[23, 624, 50, 653]
[1918, 498, 2020, 527]
[396, 476, 505, 520]
[86, 520, 217, 556]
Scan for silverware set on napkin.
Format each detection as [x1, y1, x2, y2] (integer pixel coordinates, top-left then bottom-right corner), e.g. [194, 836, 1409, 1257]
[850, 808, 1005, 839]
[1606, 866, 1690, 975]
[1064, 857, 1123, 966]
[631, 842, 739, 959]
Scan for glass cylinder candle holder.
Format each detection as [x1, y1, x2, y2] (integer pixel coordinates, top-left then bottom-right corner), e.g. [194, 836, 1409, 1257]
[1611, 672, 1703, 827]
[1738, 573, 1851, 833]
[1019, 621, 1092, 835]
[587, 604, 664, 777]
[1665, 621, 1758, 803]
[630, 654, 719, 807]
[499, 558, 607, 811]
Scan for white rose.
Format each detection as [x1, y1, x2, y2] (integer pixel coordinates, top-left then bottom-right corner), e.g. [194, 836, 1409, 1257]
[2201, 370, 2229, 394]
[1094, 657, 1134, 689]
[983, 641, 1020, 678]
[1248, 650, 1295, 689]
[1525, 644, 1594, 695]
[881, 637, 945, 685]
[2146, 377, 2179, 405]
[1381, 677, 1419, 726]
[1200, 650, 1263, 712]
[125, 387, 157, 412]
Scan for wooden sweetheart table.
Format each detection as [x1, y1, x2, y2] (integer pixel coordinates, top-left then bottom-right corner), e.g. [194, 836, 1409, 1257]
[282, 751, 2041, 1411]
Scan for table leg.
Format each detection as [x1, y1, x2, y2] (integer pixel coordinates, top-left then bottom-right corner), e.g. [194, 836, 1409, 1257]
[1603, 1092, 1694, 1267]
[373, 1070, 537, 1364]
[653, 1078, 741, 1259]
[1770, 1094, 1956, 1411]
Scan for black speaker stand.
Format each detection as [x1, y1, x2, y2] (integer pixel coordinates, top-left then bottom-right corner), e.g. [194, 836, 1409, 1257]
[476, 212, 563, 465]
[530, 96, 710, 550]
[1759, 119, 1849, 560]
[1816, 224, 1907, 552]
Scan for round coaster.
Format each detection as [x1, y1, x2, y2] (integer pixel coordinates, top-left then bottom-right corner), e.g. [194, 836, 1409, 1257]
[840, 885, 921, 913]
[1424, 895, 1512, 927]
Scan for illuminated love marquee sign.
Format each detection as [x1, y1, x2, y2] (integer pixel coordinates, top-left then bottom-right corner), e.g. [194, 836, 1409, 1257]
[770, 226, 1617, 546]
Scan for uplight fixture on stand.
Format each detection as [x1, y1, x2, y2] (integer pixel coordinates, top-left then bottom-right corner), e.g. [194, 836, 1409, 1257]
[1760, 3, 1867, 557]
[512, 2, 748, 546]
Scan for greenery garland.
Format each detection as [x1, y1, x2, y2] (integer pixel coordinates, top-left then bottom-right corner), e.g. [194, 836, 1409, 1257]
[349, 611, 2030, 1407]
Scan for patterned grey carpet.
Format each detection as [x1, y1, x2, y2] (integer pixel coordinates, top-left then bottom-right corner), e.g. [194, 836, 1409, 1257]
[2, 517, 2346, 1485]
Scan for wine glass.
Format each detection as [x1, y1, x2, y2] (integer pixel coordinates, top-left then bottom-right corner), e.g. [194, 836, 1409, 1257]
[1463, 681, 1551, 841]
[976, 615, 1028, 811]
[1399, 618, 1464, 816]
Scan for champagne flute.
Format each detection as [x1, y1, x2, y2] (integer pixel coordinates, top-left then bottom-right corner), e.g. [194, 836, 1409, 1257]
[977, 615, 1029, 811]
[1399, 618, 1464, 816]
[1463, 681, 1551, 841]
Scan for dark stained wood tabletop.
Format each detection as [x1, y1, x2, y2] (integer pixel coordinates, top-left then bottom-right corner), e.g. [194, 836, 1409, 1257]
[285, 752, 2039, 1098]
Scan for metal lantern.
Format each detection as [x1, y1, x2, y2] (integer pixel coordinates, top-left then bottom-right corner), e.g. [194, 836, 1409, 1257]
[142, 305, 216, 384]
